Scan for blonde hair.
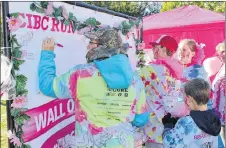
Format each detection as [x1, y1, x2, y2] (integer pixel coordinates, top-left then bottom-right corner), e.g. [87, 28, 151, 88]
[216, 42, 225, 53]
[179, 39, 197, 52]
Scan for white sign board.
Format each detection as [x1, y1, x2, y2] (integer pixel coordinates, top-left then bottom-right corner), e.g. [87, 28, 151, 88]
[8, 2, 139, 147]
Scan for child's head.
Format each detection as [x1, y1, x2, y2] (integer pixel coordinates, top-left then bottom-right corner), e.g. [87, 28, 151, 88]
[178, 39, 196, 64]
[184, 78, 210, 111]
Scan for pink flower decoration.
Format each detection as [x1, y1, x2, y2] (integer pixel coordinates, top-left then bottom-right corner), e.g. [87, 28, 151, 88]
[8, 130, 14, 139]
[6, 16, 22, 32]
[138, 42, 145, 50]
[88, 124, 103, 135]
[21, 50, 27, 58]
[44, 2, 54, 16]
[61, 6, 69, 20]
[11, 96, 27, 108]
[8, 130, 22, 147]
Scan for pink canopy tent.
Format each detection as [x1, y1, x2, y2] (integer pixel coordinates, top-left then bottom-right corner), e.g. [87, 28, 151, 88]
[143, 5, 225, 59]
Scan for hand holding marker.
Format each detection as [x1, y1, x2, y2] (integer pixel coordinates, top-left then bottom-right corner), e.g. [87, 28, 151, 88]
[55, 43, 63, 48]
[42, 37, 63, 51]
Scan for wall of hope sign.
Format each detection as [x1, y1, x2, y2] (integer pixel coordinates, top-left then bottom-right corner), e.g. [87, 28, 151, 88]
[8, 1, 139, 147]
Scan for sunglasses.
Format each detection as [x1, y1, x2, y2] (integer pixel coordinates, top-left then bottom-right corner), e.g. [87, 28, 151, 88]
[89, 41, 102, 46]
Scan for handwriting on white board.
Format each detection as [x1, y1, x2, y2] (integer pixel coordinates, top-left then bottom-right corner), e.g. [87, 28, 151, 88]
[21, 50, 35, 60]
[18, 31, 33, 47]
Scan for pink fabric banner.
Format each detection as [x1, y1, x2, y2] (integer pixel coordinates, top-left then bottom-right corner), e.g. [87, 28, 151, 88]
[22, 99, 75, 142]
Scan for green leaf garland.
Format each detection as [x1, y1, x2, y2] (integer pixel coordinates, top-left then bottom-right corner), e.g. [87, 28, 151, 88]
[10, 13, 19, 18]
[29, 2, 141, 36]
[12, 47, 22, 59]
[40, 1, 48, 9]
[15, 75, 28, 96]
[30, 3, 37, 11]
[7, 13, 30, 147]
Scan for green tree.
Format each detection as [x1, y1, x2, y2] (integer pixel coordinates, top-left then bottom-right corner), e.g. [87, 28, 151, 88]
[161, 2, 225, 13]
[85, 2, 161, 17]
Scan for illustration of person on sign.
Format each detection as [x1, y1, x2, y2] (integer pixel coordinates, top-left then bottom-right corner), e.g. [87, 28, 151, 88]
[38, 29, 148, 147]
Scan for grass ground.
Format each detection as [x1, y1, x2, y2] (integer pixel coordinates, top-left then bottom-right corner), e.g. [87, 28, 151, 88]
[1, 101, 8, 148]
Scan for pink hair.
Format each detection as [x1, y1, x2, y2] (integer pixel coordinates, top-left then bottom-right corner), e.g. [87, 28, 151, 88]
[192, 43, 205, 64]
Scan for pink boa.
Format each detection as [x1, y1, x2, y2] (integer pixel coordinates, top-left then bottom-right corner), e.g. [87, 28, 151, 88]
[153, 57, 183, 80]
[192, 43, 205, 64]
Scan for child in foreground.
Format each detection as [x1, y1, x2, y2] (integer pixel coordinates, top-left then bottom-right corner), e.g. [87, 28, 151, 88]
[162, 78, 221, 148]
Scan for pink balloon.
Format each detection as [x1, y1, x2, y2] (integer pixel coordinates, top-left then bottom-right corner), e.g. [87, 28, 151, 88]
[203, 56, 223, 77]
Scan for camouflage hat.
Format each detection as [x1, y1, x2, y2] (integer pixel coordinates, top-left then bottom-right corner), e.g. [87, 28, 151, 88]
[85, 29, 128, 63]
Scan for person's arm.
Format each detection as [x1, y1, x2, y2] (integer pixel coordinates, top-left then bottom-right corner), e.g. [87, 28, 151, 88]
[163, 117, 190, 148]
[131, 73, 149, 127]
[38, 49, 57, 98]
[138, 66, 166, 121]
[38, 38, 79, 99]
